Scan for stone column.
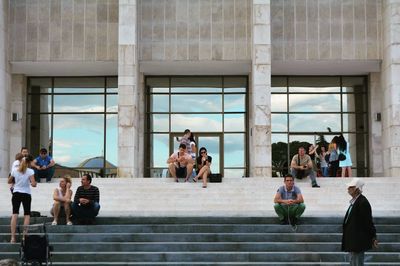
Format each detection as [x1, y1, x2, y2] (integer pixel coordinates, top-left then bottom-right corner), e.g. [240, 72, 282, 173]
[249, 0, 272, 177]
[381, 1, 400, 176]
[0, 1, 11, 178]
[118, 0, 139, 177]
[10, 75, 27, 159]
[369, 73, 383, 176]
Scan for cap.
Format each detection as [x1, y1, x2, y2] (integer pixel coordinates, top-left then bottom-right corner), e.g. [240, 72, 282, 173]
[346, 178, 365, 191]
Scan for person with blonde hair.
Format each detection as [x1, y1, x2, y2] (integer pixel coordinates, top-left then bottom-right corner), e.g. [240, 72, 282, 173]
[8, 155, 37, 243]
[51, 175, 73, 225]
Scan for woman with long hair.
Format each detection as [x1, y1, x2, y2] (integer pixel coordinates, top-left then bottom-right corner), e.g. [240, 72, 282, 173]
[51, 175, 73, 225]
[337, 134, 353, 177]
[8, 155, 37, 243]
[193, 147, 212, 188]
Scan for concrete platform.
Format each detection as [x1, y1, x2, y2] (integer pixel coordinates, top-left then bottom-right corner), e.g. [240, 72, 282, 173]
[0, 177, 398, 217]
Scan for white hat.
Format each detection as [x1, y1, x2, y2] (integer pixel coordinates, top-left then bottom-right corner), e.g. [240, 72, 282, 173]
[346, 178, 365, 191]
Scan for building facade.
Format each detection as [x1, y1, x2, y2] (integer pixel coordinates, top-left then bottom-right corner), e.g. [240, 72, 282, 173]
[0, 0, 398, 178]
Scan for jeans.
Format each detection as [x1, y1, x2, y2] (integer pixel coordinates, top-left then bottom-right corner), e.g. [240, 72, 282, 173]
[291, 168, 318, 185]
[274, 203, 306, 222]
[350, 252, 364, 266]
[71, 201, 100, 220]
[321, 167, 329, 177]
[34, 167, 54, 182]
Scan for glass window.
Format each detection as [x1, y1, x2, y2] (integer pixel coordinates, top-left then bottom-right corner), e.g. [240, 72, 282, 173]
[151, 95, 169, 112]
[271, 76, 287, 92]
[151, 114, 169, 132]
[224, 114, 245, 132]
[53, 114, 104, 168]
[224, 134, 245, 167]
[289, 76, 340, 92]
[151, 134, 169, 167]
[271, 94, 287, 112]
[27, 77, 118, 176]
[289, 94, 340, 112]
[171, 95, 222, 112]
[171, 114, 223, 132]
[272, 114, 287, 132]
[54, 95, 104, 112]
[224, 95, 245, 112]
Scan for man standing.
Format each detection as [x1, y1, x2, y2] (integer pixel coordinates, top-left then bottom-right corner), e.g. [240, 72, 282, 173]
[71, 174, 100, 224]
[290, 147, 320, 187]
[32, 148, 55, 182]
[274, 174, 305, 225]
[167, 143, 194, 182]
[342, 178, 378, 265]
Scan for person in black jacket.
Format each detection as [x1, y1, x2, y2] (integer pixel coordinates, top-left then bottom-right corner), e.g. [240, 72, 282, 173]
[342, 178, 378, 265]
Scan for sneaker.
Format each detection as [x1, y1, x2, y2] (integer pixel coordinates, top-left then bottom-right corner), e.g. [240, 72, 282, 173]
[312, 184, 320, 188]
[51, 221, 57, 226]
[66, 221, 73, 226]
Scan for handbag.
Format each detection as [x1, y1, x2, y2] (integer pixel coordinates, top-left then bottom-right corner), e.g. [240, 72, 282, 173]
[338, 153, 346, 161]
[209, 173, 222, 183]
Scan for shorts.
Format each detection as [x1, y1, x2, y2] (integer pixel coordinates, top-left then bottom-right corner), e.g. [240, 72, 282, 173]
[175, 167, 187, 178]
[12, 192, 32, 215]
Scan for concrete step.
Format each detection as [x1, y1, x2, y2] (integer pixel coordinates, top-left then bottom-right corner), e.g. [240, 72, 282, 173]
[1, 177, 399, 217]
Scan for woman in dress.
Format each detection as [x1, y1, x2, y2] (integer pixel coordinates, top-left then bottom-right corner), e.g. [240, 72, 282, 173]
[8, 155, 36, 243]
[337, 134, 352, 177]
[51, 175, 73, 225]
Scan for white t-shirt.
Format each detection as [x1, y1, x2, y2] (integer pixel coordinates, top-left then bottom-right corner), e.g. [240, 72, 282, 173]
[11, 160, 20, 170]
[11, 168, 35, 194]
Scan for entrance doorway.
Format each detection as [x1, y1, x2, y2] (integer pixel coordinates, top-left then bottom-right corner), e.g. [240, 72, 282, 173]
[170, 133, 222, 175]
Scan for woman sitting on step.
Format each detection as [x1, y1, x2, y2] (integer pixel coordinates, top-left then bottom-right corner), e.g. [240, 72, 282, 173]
[193, 147, 212, 188]
[51, 175, 73, 225]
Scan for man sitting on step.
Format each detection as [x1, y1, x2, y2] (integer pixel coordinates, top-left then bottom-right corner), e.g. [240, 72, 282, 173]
[71, 174, 100, 225]
[290, 146, 320, 188]
[167, 143, 194, 182]
[274, 174, 306, 225]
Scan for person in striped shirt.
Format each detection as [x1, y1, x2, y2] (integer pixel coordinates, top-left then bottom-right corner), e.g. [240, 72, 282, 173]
[71, 174, 100, 224]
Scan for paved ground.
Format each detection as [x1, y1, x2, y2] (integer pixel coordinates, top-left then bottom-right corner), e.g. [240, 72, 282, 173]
[1, 177, 398, 218]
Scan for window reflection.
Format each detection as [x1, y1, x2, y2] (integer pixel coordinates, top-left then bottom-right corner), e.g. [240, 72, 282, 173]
[27, 114, 51, 155]
[171, 114, 223, 132]
[224, 134, 245, 167]
[151, 134, 169, 167]
[271, 94, 287, 112]
[272, 114, 287, 132]
[151, 95, 169, 112]
[54, 95, 104, 112]
[151, 114, 169, 132]
[224, 114, 245, 132]
[289, 94, 340, 112]
[53, 114, 104, 168]
[224, 95, 245, 112]
[171, 95, 222, 112]
[289, 114, 341, 132]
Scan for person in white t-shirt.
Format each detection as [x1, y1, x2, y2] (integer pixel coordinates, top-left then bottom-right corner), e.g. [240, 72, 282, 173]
[8, 155, 37, 243]
[9, 153, 24, 194]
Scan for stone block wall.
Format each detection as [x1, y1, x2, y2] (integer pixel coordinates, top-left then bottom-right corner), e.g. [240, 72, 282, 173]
[0, 1, 11, 178]
[271, 0, 382, 61]
[8, 0, 118, 62]
[138, 0, 252, 61]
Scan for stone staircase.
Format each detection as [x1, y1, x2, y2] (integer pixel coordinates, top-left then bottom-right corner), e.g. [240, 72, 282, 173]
[1, 177, 399, 217]
[0, 217, 399, 265]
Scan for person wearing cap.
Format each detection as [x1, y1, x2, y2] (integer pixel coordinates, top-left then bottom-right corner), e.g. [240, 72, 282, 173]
[273, 174, 305, 225]
[342, 178, 378, 265]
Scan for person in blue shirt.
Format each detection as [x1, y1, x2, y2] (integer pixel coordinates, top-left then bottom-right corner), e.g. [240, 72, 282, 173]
[32, 148, 55, 182]
[274, 174, 306, 225]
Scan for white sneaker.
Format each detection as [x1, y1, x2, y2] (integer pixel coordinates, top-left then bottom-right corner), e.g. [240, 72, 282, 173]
[66, 221, 73, 226]
[51, 221, 57, 226]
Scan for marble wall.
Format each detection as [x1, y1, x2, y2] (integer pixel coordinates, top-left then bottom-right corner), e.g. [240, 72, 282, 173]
[250, 0, 271, 176]
[138, 0, 252, 61]
[369, 73, 383, 176]
[118, 0, 140, 177]
[0, 1, 11, 178]
[8, 0, 118, 62]
[381, 1, 400, 177]
[271, 0, 382, 61]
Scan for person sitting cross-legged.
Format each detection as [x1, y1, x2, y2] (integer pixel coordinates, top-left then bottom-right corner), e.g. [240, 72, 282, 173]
[32, 148, 55, 183]
[274, 174, 306, 225]
[71, 174, 100, 225]
[167, 143, 194, 182]
[50, 175, 73, 225]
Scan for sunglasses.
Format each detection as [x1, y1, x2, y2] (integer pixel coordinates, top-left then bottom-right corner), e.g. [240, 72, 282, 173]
[200, 151, 206, 154]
